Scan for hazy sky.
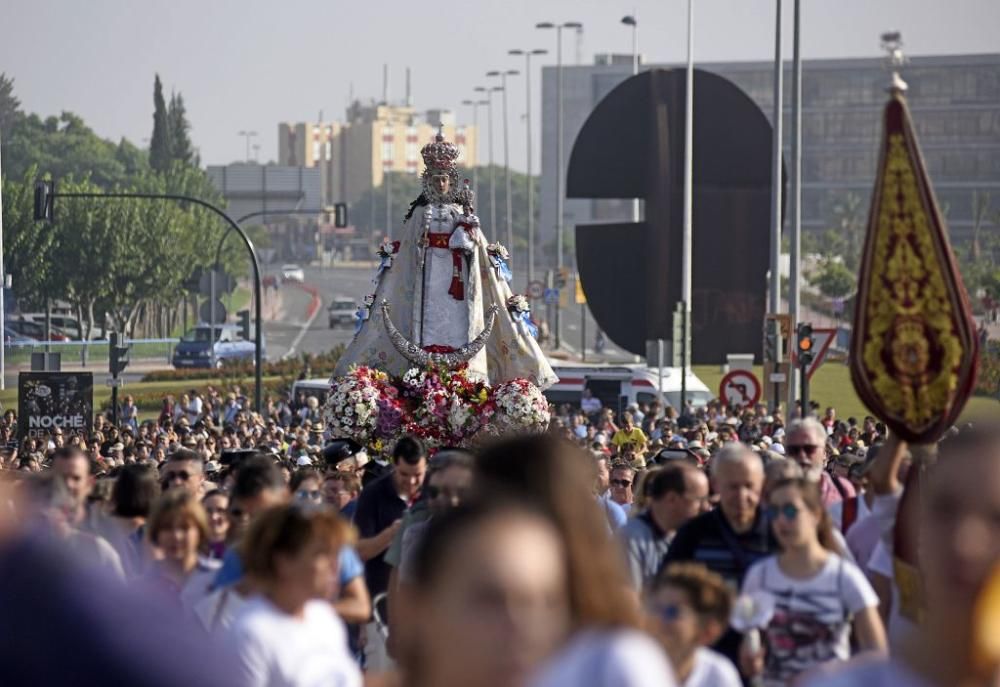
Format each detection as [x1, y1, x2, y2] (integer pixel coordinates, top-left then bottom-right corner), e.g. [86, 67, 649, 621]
[2, 0, 998, 174]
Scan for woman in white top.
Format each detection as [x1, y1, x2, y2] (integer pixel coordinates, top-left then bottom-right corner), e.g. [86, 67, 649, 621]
[647, 562, 741, 687]
[229, 504, 360, 687]
[740, 477, 887, 686]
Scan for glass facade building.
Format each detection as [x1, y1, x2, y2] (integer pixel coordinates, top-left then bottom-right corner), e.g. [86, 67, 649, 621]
[539, 53, 1000, 263]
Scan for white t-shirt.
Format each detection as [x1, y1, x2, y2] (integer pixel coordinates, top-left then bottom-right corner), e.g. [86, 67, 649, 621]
[741, 554, 879, 687]
[186, 396, 204, 423]
[529, 629, 676, 687]
[228, 596, 361, 687]
[799, 654, 930, 687]
[683, 647, 741, 687]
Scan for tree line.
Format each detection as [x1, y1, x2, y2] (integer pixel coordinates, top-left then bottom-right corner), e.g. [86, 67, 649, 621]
[1, 72, 252, 339]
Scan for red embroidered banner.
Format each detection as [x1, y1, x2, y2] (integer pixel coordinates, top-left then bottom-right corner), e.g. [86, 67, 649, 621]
[850, 91, 979, 444]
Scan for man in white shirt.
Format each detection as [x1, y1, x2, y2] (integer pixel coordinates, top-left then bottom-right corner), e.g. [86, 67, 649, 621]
[581, 388, 603, 416]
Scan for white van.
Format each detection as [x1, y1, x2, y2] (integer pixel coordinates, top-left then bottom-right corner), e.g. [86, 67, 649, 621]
[546, 361, 713, 415]
[292, 378, 331, 407]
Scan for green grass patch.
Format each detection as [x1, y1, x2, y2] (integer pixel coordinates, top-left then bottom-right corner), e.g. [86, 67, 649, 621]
[692, 362, 998, 422]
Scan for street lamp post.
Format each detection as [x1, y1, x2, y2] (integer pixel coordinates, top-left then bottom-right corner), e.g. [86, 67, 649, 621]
[35, 188, 266, 413]
[508, 48, 548, 291]
[487, 69, 520, 257]
[238, 130, 258, 162]
[621, 15, 640, 223]
[473, 85, 502, 240]
[680, 0, 695, 409]
[460, 99, 489, 200]
[537, 20, 582, 350]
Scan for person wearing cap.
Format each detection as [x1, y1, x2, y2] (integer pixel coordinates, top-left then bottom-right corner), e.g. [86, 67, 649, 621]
[323, 471, 361, 519]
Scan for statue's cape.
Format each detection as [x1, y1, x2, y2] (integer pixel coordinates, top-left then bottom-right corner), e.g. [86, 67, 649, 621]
[333, 205, 557, 390]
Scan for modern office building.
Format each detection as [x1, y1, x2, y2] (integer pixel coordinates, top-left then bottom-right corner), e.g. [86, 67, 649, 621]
[278, 103, 478, 207]
[539, 52, 1000, 265]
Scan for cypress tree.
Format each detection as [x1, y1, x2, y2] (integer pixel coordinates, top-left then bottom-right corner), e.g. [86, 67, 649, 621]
[168, 92, 195, 166]
[149, 74, 172, 172]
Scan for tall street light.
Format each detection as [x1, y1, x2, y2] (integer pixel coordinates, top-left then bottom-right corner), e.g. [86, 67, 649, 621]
[508, 48, 548, 290]
[461, 98, 489, 200]
[474, 85, 502, 240]
[537, 20, 582, 350]
[487, 69, 520, 257]
[621, 14, 640, 223]
[237, 130, 257, 162]
[680, 0, 695, 408]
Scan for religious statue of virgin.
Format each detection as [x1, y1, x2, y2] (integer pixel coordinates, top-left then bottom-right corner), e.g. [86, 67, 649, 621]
[333, 129, 556, 389]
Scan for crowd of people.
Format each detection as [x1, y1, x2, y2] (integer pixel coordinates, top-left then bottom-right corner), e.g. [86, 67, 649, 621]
[1, 382, 999, 687]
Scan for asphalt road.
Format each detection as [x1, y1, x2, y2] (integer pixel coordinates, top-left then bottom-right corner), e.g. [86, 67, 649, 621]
[286, 263, 631, 363]
[0, 262, 630, 391]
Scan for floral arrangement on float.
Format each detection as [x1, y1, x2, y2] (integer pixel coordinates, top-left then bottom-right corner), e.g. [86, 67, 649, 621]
[324, 364, 550, 450]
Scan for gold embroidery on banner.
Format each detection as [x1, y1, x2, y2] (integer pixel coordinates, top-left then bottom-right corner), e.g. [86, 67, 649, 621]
[860, 133, 962, 431]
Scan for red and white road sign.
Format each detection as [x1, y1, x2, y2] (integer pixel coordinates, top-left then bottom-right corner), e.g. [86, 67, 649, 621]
[803, 328, 837, 379]
[719, 370, 762, 409]
[527, 280, 545, 300]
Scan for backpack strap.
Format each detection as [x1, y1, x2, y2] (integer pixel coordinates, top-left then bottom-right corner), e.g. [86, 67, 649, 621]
[841, 495, 859, 534]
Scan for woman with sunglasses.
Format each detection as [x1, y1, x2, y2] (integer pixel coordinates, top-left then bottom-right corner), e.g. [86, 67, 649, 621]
[739, 478, 886, 686]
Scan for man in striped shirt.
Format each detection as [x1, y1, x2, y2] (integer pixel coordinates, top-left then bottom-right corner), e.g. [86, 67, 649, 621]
[661, 444, 778, 665]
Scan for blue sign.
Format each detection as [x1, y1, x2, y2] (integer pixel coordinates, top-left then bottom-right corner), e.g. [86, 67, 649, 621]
[543, 288, 559, 305]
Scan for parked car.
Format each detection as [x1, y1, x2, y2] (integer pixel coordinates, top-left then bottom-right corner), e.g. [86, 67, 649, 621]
[4, 332, 37, 346]
[24, 313, 98, 340]
[328, 297, 357, 328]
[4, 319, 69, 342]
[171, 324, 264, 369]
[281, 264, 305, 283]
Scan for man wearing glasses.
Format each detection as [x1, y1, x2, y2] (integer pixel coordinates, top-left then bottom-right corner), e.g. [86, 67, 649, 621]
[159, 448, 208, 497]
[620, 461, 710, 591]
[608, 462, 636, 515]
[784, 417, 856, 528]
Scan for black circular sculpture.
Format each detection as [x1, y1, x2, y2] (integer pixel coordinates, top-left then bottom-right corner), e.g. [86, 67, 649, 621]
[567, 68, 785, 363]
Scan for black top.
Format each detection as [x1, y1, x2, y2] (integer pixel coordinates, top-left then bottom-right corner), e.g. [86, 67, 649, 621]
[353, 471, 407, 598]
[661, 507, 779, 667]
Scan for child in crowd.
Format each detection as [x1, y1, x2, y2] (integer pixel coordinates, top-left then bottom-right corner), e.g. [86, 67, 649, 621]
[647, 562, 742, 687]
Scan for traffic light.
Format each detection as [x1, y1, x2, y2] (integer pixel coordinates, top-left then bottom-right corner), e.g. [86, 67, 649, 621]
[555, 267, 569, 289]
[109, 332, 130, 377]
[796, 322, 815, 368]
[237, 309, 251, 341]
[334, 202, 348, 228]
[34, 180, 54, 221]
[764, 318, 781, 363]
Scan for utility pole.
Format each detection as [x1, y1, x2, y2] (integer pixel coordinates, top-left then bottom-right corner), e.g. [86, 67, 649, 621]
[788, 0, 803, 415]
